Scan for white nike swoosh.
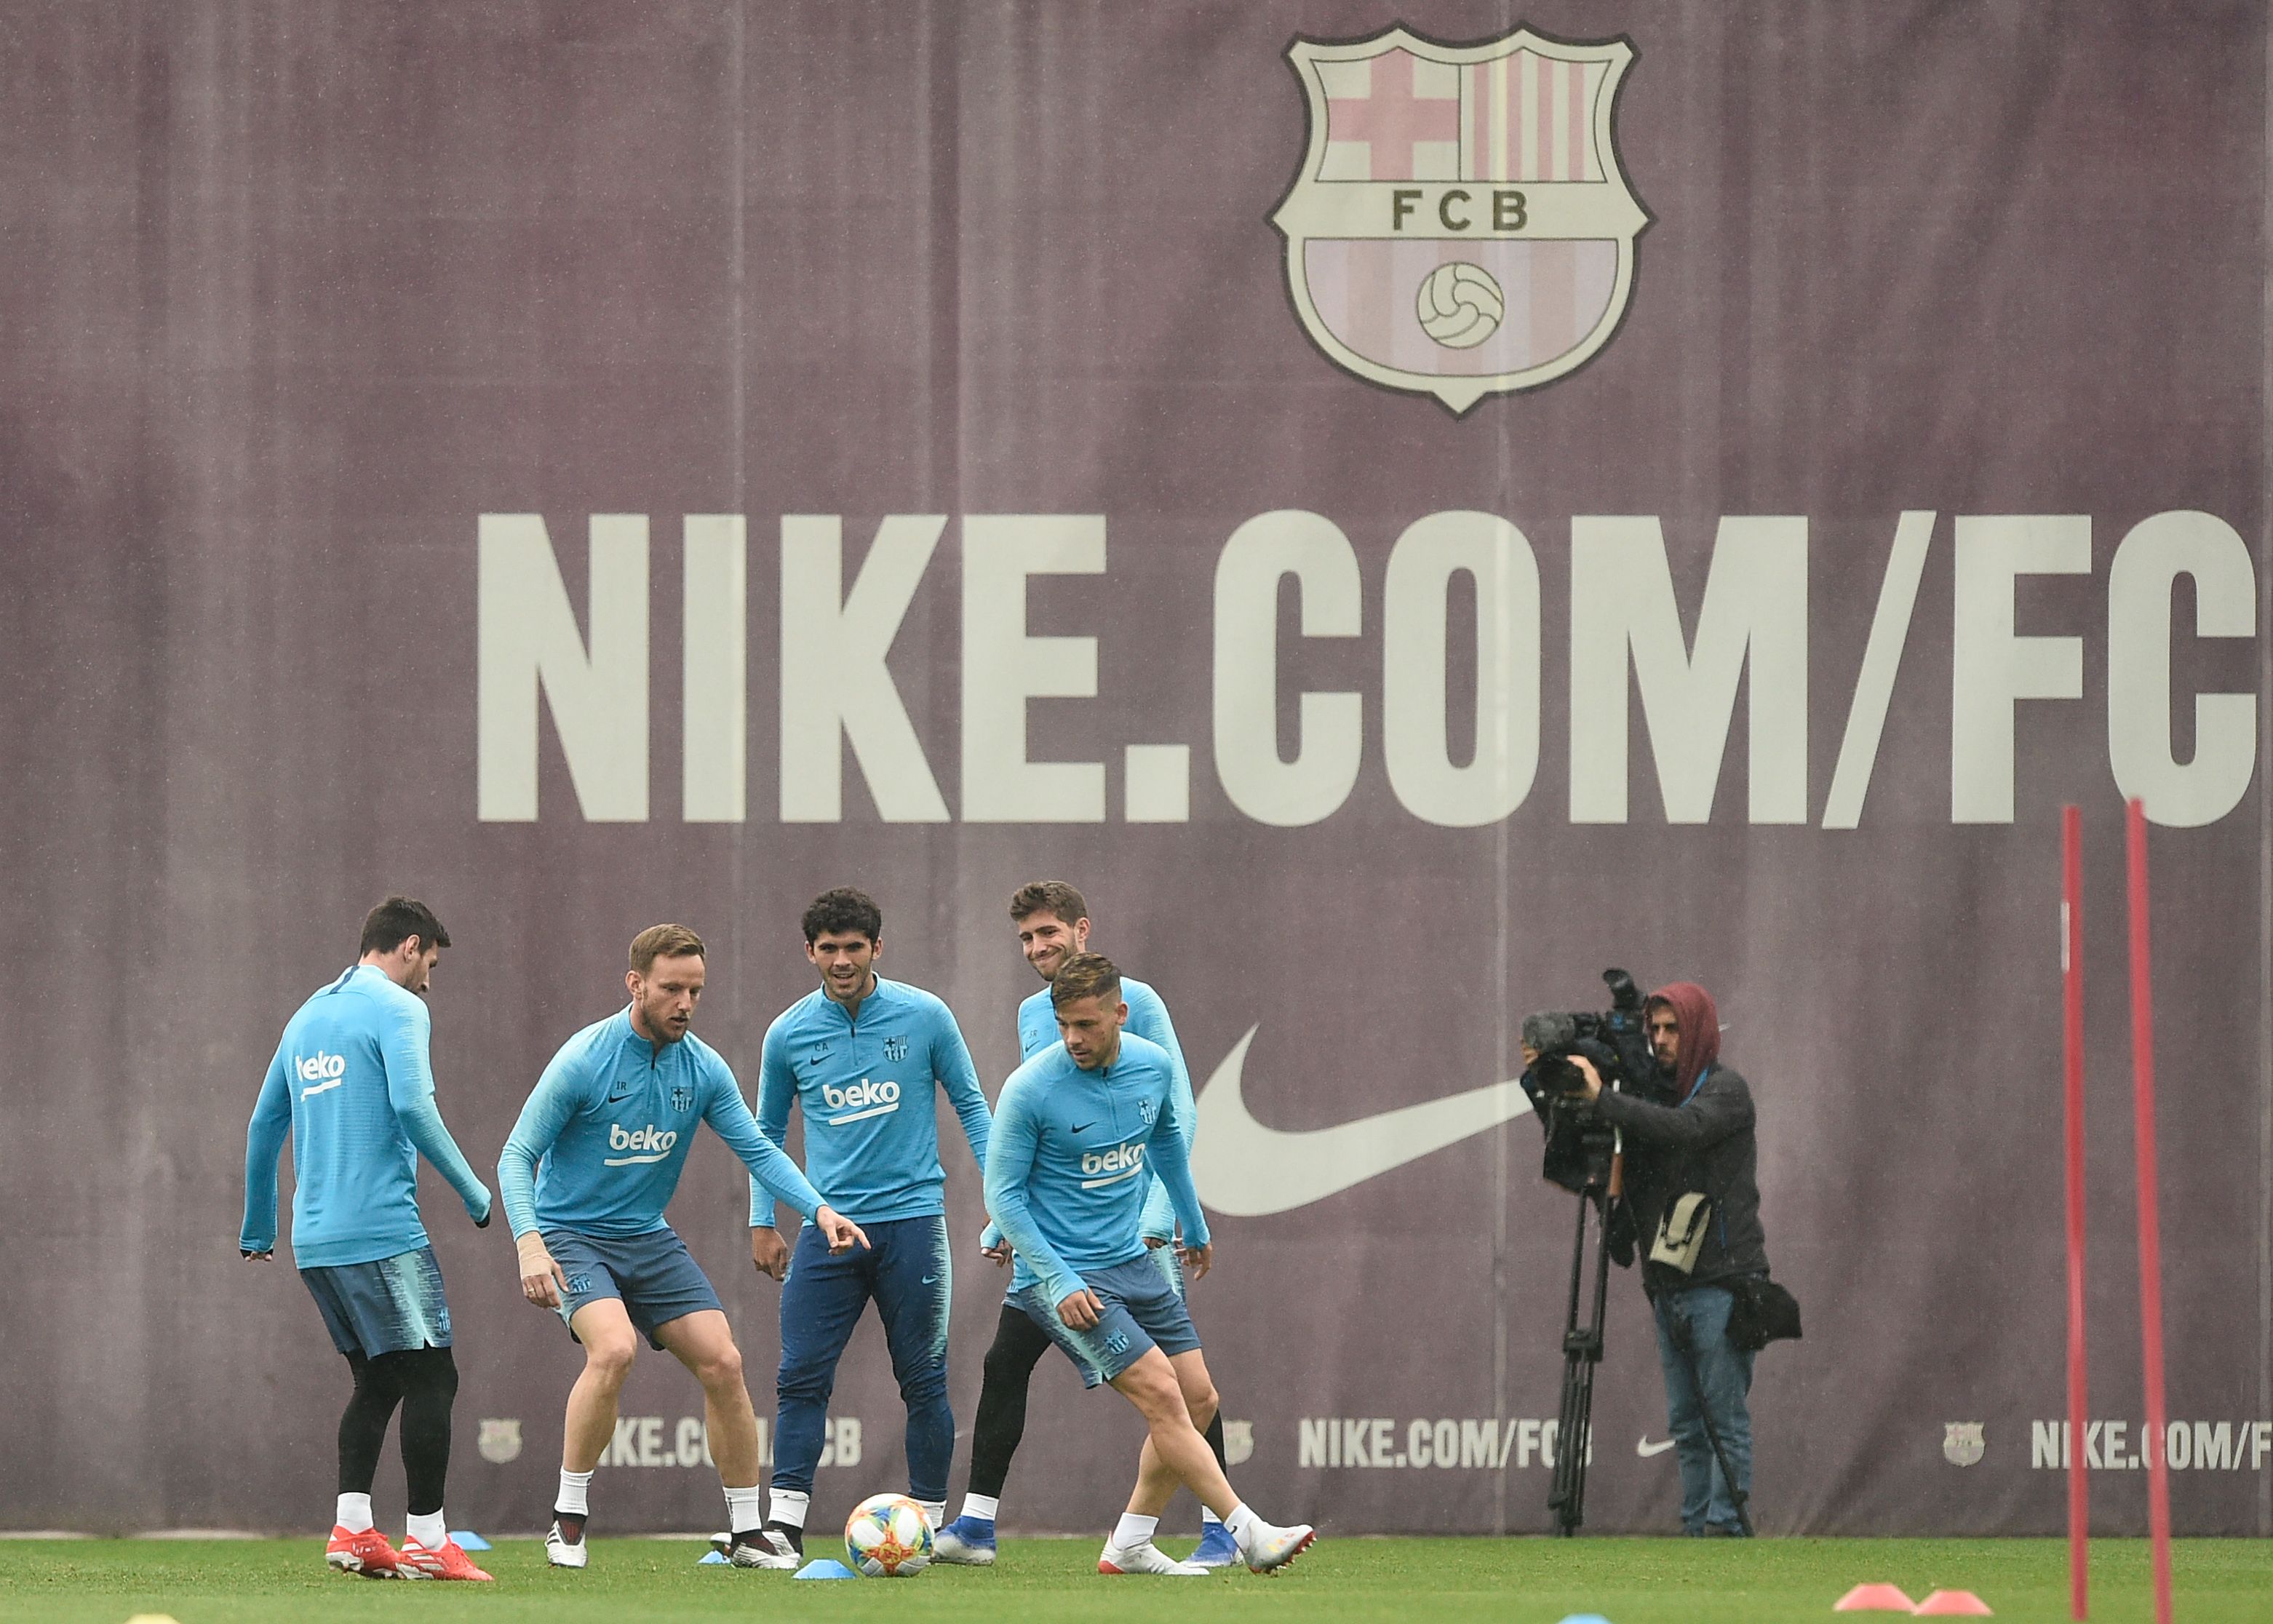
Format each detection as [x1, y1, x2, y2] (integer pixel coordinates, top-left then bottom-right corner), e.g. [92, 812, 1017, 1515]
[1637, 1436, 1677, 1457]
[1190, 1027, 1534, 1217]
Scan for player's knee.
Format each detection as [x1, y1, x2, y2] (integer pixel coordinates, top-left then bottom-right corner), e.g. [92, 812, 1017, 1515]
[695, 1340, 745, 1393]
[1183, 1379, 1219, 1428]
[981, 1338, 1030, 1386]
[583, 1332, 638, 1385]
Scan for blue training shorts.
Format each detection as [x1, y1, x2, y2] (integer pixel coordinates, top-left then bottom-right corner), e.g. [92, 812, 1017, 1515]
[546, 1226, 722, 1350]
[1014, 1251, 1201, 1387]
[301, 1245, 452, 1358]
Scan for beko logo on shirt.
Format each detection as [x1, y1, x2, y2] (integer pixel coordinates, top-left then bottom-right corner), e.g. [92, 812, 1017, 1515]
[1080, 1142, 1146, 1189]
[297, 1051, 348, 1098]
[823, 1078, 901, 1125]
[604, 1123, 680, 1166]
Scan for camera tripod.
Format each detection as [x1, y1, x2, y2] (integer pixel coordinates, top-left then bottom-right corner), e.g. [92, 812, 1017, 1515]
[1547, 1166, 1617, 1536]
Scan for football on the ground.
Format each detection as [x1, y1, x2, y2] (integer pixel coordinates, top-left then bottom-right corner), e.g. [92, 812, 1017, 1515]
[844, 1492, 933, 1577]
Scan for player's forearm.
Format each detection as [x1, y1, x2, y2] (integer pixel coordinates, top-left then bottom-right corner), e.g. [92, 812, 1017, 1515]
[395, 1094, 491, 1216]
[239, 1091, 290, 1251]
[985, 1192, 1077, 1302]
[1137, 1179, 1177, 1241]
[1147, 1132, 1210, 1249]
[495, 1138, 544, 1238]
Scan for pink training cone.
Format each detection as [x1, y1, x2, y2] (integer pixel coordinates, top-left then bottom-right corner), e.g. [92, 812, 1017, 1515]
[1834, 1584, 1917, 1612]
[1912, 1591, 1994, 1616]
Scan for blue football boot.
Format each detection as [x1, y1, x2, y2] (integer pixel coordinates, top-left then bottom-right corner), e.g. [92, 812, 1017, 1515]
[932, 1516, 998, 1566]
[1190, 1518, 1241, 1568]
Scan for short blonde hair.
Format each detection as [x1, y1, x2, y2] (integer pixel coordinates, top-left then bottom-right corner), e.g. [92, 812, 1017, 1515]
[1048, 951, 1122, 1008]
[630, 923, 706, 974]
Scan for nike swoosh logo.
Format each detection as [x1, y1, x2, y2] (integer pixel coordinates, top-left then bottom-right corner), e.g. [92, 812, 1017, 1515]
[1190, 1028, 1534, 1217]
[1637, 1436, 1677, 1457]
[1071, 1122, 1094, 1133]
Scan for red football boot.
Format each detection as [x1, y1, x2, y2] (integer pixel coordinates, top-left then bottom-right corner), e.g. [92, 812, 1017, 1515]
[325, 1524, 405, 1578]
[397, 1536, 494, 1581]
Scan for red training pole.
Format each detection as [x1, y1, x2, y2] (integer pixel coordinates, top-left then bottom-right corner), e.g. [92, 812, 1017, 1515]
[2061, 805, 2088, 1619]
[2125, 797, 2175, 1624]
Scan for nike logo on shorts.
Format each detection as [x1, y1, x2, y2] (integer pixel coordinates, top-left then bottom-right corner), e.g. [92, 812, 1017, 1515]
[1189, 1028, 1536, 1217]
[1637, 1436, 1678, 1457]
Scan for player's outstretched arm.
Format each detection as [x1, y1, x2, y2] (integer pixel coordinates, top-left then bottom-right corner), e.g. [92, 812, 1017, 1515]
[929, 1001, 993, 1170]
[378, 992, 493, 1225]
[701, 1054, 833, 1231]
[239, 1046, 292, 1259]
[981, 1080, 1080, 1309]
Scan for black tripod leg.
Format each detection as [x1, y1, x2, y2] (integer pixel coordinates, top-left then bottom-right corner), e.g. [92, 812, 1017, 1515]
[1548, 1189, 1604, 1535]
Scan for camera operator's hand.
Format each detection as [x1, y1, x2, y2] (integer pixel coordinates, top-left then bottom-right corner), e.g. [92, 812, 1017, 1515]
[1569, 1053, 1604, 1103]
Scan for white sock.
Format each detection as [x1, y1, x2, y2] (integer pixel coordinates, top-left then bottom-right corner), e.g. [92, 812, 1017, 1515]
[1224, 1502, 1260, 1548]
[1111, 1512, 1161, 1548]
[556, 1468, 593, 1517]
[917, 1500, 946, 1532]
[769, 1488, 811, 1529]
[723, 1484, 763, 1535]
[960, 1492, 1000, 1524]
[335, 1492, 374, 1534]
[1201, 1506, 1224, 1528]
[405, 1510, 446, 1549]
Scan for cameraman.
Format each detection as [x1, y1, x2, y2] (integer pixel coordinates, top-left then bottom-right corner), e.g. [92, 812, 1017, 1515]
[1567, 981, 1767, 1537]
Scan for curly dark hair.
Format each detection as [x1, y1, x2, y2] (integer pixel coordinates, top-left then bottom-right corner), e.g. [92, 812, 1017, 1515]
[801, 887, 883, 945]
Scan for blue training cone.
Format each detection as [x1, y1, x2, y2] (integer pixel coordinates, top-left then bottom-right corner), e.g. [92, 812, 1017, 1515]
[1557, 1615, 1615, 1624]
[796, 1558, 859, 1579]
[448, 1531, 492, 1551]
[696, 1549, 731, 1565]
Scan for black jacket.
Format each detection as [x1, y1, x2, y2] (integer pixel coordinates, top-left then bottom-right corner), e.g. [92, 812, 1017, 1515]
[1592, 1063, 1770, 1296]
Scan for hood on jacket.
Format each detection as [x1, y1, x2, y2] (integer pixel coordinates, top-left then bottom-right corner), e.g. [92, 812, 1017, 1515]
[1647, 981, 1720, 1099]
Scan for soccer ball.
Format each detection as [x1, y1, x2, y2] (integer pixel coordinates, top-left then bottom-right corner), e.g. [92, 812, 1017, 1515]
[843, 1492, 933, 1577]
[1416, 261, 1505, 349]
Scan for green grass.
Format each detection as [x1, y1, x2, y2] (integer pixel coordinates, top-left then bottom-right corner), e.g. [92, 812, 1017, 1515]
[0, 1536, 2262, 1623]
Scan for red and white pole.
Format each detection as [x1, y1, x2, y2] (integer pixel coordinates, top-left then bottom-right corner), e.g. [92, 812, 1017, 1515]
[2125, 797, 2175, 1624]
[2061, 805, 2088, 1620]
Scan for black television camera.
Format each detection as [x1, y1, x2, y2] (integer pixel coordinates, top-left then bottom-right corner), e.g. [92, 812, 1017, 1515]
[1521, 968, 1660, 1195]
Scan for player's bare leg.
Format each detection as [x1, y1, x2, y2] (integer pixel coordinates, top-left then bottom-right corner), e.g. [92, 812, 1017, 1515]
[654, 1309, 784, 1569]
[1108, 1349, 1313, 1575]
[547, 1299, 638, 1567]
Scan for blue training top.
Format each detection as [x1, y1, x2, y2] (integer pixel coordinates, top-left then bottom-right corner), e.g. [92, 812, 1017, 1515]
[757, 976, 992, 1227]
[983, 1030, 1209, 1310]
[497, 1008, 825, 1240]
[240, 964, 492, 1269]
[1016, 975, 1195, 1241]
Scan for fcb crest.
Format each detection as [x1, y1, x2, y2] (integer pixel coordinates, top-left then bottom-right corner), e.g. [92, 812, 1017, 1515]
[477, 1417, 523, 1464]
[1943, 1422, 1986, 1467]
[1272, 25, 1649, 413]
[883, 1037, 909, 1063]
[670, 1083, 694, 1114]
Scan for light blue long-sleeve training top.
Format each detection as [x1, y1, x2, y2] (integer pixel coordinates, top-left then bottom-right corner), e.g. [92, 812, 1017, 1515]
[240, 964, 492, 1268]
[497, 1008, 825, 1240]
[982, 1031, 1209, 1310]
[756, 976, 992, 1227]
[1016, 976, 1195, 1241]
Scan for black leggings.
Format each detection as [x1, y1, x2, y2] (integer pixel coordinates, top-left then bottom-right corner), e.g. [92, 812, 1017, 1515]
[966, 1303, 1227, 1500]
[338, 1345, 458, 1516]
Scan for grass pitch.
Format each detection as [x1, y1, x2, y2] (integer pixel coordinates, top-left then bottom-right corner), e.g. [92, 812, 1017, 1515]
[0, 1535, 2264, 1623]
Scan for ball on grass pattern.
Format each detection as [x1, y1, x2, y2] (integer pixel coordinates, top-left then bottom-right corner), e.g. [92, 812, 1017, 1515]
[844, 1492, 933, 1577]
[1416, 262, 1505, 349]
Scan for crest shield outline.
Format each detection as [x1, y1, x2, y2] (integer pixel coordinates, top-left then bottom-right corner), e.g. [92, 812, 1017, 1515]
[477, 1417, 523, 1464]
[1942, 1422, 1986, 1467]
[1272, 25, 1649, 413]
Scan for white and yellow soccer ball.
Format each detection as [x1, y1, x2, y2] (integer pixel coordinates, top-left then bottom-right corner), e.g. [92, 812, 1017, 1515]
[1416, 261, 1505, 349]
[843, 1492, 933, 1577]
